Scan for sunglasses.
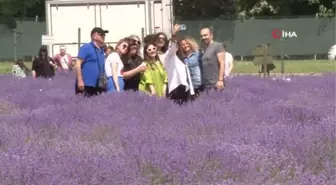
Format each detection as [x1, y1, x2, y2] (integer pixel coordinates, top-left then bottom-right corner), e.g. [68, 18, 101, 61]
[157, 37, 166, 41]
[121, 44, 128, 49]
[147, 47, 157, 52]
[132, 40, 140, 45]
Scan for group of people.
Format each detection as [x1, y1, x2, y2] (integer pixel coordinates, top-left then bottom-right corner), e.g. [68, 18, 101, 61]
[12, 45, 72, 78]
[12, 24, 234, 104]
[75, 25, 234, 103]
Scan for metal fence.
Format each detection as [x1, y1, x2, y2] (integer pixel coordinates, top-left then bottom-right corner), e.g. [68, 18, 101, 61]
[0, 20, 46, 61]
[0, 16, 334, 61]
[176, 17, 335, 60]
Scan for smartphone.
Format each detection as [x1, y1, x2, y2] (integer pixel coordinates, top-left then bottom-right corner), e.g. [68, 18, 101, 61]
[179, 24, 187, 31]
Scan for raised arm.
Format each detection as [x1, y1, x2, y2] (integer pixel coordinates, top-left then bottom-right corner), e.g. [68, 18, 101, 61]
[164, 24, 180, 61]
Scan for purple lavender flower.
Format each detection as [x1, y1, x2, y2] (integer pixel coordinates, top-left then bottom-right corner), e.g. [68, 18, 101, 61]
[0, 73, 334, 184]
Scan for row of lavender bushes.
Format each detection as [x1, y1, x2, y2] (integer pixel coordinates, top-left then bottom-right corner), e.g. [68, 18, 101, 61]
[0, 72, 335, 185]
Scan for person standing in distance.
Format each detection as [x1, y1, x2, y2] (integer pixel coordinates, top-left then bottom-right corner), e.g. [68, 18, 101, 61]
[222, 43, 234, 78]
[200, 28, 225, 90]
[75, 27, 108, 97]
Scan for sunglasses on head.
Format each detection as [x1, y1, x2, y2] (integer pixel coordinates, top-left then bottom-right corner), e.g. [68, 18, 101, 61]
[147, 47, 157, 52]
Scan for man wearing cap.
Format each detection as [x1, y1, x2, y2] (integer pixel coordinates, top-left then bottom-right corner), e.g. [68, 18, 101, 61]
[75, 27, 109, 97]
[53, 45, 73, 71]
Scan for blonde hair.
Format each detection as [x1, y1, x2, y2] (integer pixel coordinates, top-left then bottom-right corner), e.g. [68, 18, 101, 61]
[177, 37, 199, 59]
[181, 37, 199, 52]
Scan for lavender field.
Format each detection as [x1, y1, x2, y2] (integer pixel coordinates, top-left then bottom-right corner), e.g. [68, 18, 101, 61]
[0, 73, 335, 185]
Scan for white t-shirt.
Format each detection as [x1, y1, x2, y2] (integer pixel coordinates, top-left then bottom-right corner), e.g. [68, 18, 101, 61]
[105, 52, 124, 77]
[225, 52, 233, 77]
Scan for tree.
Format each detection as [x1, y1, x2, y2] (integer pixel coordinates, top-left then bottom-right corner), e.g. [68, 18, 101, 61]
[237, 0, 335, 18]
[0, 0, 45, 20]
[173, 0, 237, 20]
[173, 0, 335, 20]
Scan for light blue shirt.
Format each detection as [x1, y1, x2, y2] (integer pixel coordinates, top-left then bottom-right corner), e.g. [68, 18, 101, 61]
[184, 51, 202, 88]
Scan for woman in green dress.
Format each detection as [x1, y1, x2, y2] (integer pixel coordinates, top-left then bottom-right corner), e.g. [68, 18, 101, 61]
[139, 43, 168, 97]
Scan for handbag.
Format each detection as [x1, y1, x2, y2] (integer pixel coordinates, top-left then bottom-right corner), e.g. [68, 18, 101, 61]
[94, 48, 107, 90]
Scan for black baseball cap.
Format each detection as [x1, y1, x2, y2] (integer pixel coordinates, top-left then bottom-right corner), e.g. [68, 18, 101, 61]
[90, 27, 109, 36]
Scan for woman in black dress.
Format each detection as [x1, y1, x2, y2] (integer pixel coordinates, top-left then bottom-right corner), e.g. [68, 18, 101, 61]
[32, 45, 57, 79]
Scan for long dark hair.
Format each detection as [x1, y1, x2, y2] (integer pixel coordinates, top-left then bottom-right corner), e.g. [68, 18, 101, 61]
[38, 45, 49, 59]
[143, 34, 156, 45]
[154, 32, 168, 53]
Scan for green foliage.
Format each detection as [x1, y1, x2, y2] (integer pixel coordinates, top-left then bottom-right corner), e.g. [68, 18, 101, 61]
[0, 0, 334, 21]
[173, 0, 237, 20]
[0, 0, 44, 20]
[174, 0, 335, 19]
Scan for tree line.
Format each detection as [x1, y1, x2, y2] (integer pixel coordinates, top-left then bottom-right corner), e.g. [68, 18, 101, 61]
[173, 0, 335, 19]
[0, 0, 334, 23]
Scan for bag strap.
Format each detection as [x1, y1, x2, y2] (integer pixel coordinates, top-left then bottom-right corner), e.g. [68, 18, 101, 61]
[92, 44, 103, 73]
[64, 57, 70, 67]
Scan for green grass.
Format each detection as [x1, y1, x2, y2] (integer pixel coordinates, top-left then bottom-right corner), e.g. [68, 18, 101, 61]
[232, 60, 335, 73]
[0, 60, 335, 74]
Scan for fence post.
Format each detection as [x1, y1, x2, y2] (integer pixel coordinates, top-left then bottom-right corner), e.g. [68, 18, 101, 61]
[13, 30, 17, 61]
[141, 28, 145, 41]
[263, 45, 267, 78]
[280, 38, 284, 74]
[78, 28, 81, 52]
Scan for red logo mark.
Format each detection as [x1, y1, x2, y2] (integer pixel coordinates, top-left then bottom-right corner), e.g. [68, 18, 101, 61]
[272, 29, 282, 39]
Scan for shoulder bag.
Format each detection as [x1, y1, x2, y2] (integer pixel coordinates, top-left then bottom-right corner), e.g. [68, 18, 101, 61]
[94, 48, 107, 90]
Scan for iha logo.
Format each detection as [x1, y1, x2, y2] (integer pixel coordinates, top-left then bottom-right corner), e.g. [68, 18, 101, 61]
[272, 29, 298, 39]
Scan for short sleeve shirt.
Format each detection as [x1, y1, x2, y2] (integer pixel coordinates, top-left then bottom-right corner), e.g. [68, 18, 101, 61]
[123, 55, 143, 91]
[201, 41, 224, 86]
[105, 52, 123, 77]
[77, 42, 105, 87]
[138, 61, 168, 97]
